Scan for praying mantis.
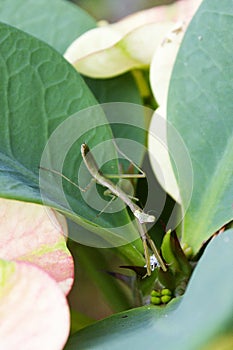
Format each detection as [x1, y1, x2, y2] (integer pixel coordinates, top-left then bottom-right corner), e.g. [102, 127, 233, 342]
[41, 142, 167, 275]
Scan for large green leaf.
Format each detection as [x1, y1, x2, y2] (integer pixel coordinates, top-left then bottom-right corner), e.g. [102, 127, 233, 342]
[0, 0, 96, 53]
[65, 229, 233, 350]
[0, 0, 147, 175]
[0, 21, 98, 201]
[65, 299, 181, 350]
[0, 23, 139, 249]
[167, 0, 233, 254]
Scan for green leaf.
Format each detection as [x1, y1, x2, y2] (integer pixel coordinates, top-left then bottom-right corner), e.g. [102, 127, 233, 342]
[161, 230, 192, 276]
[65, 299, 181, 350]
[84, 73, 141, 105]
[0, 0, 96, 53]
[65, 229, 233, 350]
[70, 309, 94, 334]
[72, 244, 134, 312]
[84, 73, 147, 167]
[161, 229, 180, 271]
[159, 230, 192, 294]
[0, 22, 95, 202]
[0, 23, 139, 248]
[167, 0, 233, 254]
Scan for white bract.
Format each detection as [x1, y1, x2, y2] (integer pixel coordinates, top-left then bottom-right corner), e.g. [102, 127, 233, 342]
[64, 20, 174, 78]
[64, 0, 202, 78]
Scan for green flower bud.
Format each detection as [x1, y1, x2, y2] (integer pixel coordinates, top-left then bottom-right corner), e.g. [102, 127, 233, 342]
[151, 290, 161, 297]
[161, 288, 172, 296]
[161, 295, 172, 304]
[150, 296, 161, 305]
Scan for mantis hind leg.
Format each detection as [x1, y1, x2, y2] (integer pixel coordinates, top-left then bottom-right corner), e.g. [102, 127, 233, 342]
[96, 193, 116, 217]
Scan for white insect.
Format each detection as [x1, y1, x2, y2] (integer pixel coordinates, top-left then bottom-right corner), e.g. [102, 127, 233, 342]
[144, 254, 160, 272]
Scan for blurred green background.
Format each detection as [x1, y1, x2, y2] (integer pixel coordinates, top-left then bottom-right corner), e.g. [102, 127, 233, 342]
[69, 0, 176, 21]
